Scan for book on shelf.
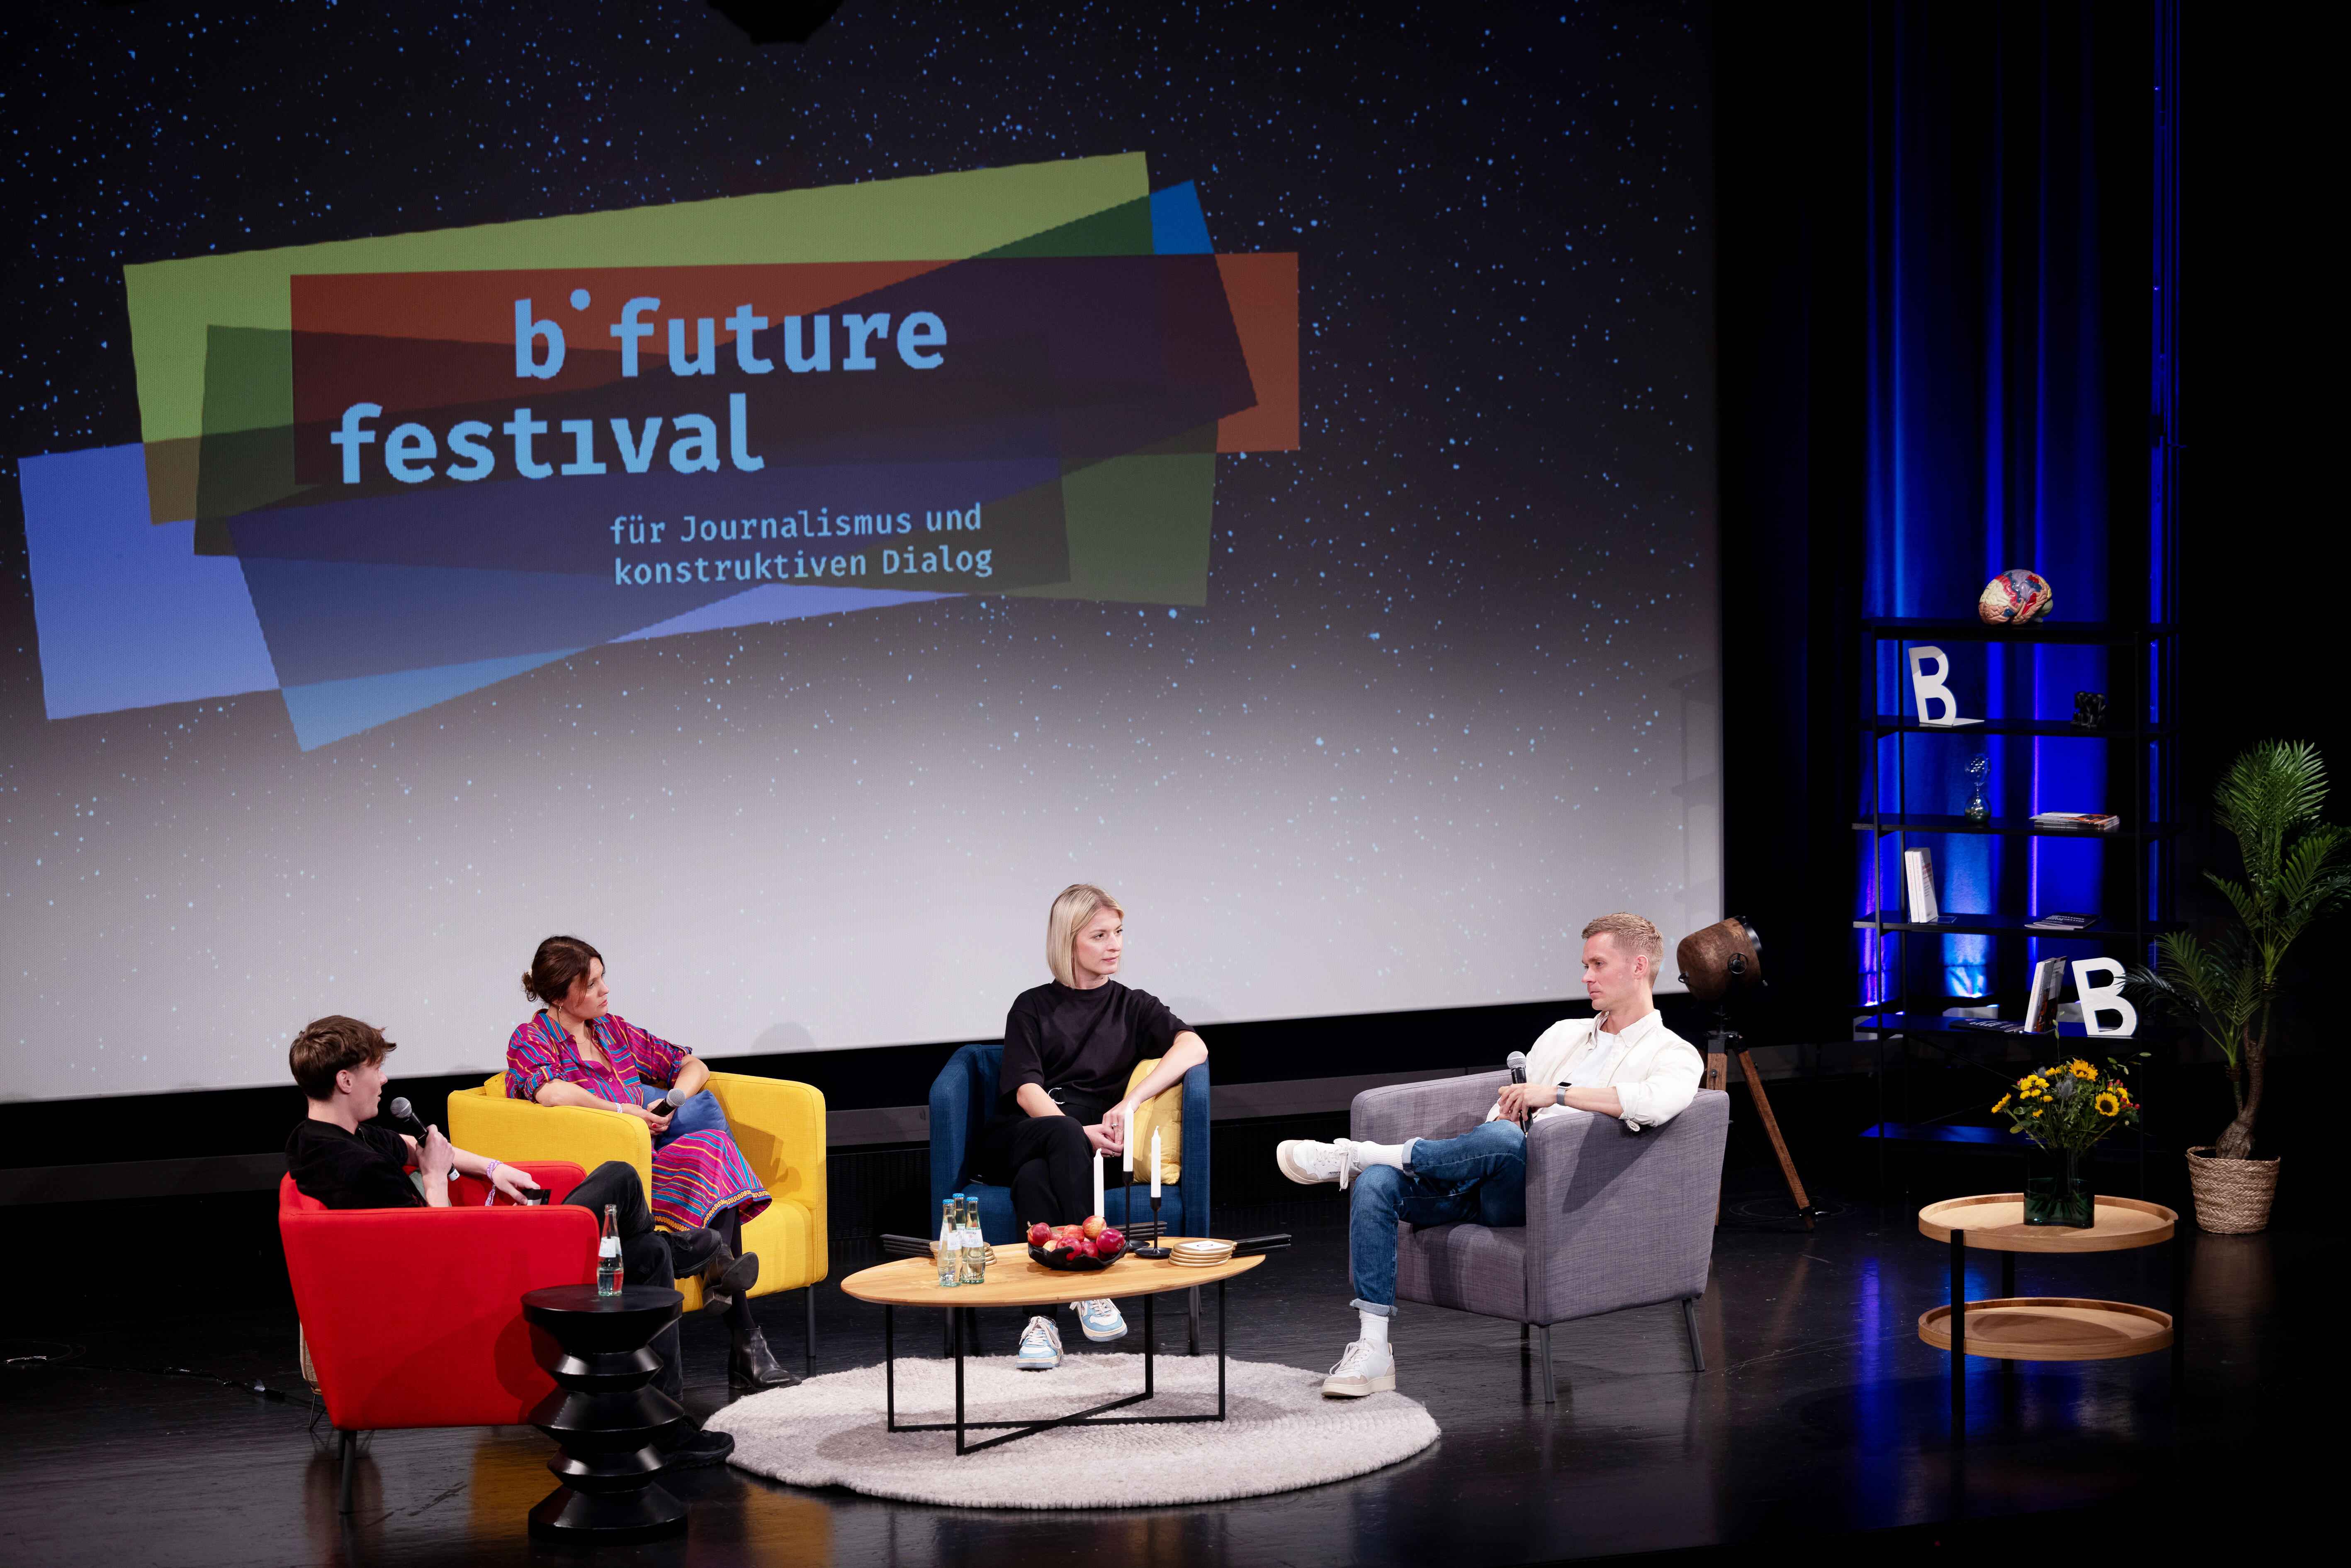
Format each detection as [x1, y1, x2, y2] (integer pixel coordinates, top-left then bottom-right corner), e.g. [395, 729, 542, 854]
[1949, 1016, 2026, 1033]
[2020, 955, 2069, 1033]
[2024, 911, 2099, 931]
[2030, 811, 2121, 832]
[1902, 847, 1939, 923]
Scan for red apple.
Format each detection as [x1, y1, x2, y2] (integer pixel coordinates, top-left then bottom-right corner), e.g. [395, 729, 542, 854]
[1082, 1215, 1107, 1239]
[1097, 1228, 1125, 1254]
[1027, 1221, 1052, 1246]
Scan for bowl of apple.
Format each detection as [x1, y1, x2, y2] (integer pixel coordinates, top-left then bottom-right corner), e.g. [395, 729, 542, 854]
[1026, 1217, 1127, 1271]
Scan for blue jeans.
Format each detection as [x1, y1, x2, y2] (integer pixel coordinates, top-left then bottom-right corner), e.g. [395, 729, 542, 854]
[1349, 1119, 1527, 1314]
[635, 1082, 732, 1151]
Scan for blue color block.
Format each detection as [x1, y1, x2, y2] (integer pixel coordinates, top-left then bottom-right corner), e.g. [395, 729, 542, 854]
[1150, 182, 1214, 255]
[279, 647, 586, 750]
[18, 444, 279, 719]
[615, 583, 958, 642]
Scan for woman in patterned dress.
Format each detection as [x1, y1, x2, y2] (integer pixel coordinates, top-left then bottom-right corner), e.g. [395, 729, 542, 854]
[506, 934, 793, 1389]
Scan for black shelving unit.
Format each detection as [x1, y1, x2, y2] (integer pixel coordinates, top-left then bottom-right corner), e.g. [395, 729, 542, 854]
[1854, 616, 2181, 1197]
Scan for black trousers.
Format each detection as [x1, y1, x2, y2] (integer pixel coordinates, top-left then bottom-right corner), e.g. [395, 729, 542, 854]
[564, 1160, 683, 1402]
[979, 1113, 1098, 1229]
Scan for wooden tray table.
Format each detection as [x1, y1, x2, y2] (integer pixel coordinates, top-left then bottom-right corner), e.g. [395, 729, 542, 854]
[1915, 1193, 2183, 1424]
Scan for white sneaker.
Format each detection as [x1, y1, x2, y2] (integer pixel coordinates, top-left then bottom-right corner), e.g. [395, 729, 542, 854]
[1276, 1138, 1358, 1189]
[1074, 1299, 1128, 1342]
[1322, 1339, 1396, 1398]
[1016, 1315, 1062, 1369]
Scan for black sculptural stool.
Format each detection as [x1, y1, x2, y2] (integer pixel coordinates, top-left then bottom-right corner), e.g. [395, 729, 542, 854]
[521, 1284, 688, 1542]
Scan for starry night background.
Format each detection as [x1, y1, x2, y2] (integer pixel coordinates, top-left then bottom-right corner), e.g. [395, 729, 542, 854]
[0, 0, 1718, 1098]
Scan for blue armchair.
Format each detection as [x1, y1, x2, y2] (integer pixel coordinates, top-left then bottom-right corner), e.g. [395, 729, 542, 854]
[929, 1042, 1211, 1245]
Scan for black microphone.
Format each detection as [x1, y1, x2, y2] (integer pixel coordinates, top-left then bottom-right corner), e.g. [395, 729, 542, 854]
[385, 1095, 430, 1144]
[1506, 1051, 1531, 1130]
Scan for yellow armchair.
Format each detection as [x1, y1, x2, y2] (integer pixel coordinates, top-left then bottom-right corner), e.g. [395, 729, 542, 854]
[447, 1071, 828, 1318]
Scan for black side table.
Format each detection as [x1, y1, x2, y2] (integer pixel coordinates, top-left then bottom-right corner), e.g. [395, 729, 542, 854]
[521, 1284, 688, 1542]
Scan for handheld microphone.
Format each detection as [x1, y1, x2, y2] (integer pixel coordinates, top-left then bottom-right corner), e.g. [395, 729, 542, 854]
[386, 1095, 430, 1144]
[1505, 1052, 1531, 1129]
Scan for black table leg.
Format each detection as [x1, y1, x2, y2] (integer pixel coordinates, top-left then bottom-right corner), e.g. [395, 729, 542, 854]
[1218, 1279, 1228, 1419]
[1144, 1290, 1155, 1397]
[954, 1321, 966, 1456]
[2171, 1226, 2187, 1395]
[2000, 1250, 2016, 1375]
[1949, 1228, 1966, 1428]
[884, 1305, 896, 1431]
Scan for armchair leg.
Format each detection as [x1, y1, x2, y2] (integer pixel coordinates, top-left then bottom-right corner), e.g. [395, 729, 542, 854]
[1187, 1286, 1201, 1356]
[1682, 1297, 1706, 1372]
[1536, 1325, 1557, 1405]
[805, 1286, 817, 1376]
[337, 1429, 357, 1515]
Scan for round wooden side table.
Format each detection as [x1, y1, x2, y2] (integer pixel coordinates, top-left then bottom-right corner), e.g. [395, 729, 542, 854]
[1915, 1193, 2183, 1427]
[521, 1284, 688, 1542]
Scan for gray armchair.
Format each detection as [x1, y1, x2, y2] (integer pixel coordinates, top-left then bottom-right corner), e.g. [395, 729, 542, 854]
[1352, 1071, 1731, 1402]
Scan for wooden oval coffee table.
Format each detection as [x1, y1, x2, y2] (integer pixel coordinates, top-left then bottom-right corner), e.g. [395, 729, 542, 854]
[1915, 1193, 2182, 1427]
[841, 1248, 1267, 1455]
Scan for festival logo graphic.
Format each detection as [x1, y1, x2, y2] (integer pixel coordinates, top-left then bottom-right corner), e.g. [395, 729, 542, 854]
[22, 154, 1297, 747]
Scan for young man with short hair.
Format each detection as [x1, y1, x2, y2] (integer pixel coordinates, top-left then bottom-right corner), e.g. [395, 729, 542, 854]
[284, 1015, 763, 1466]
[1274, 913, 1703, 1396]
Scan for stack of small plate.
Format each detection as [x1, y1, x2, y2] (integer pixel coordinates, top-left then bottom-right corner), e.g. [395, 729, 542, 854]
[1170, 1238, 1236, 1268]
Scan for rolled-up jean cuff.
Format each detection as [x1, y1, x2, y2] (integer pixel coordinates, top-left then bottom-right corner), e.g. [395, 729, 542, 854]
[1349, 1298, 1396, 1317]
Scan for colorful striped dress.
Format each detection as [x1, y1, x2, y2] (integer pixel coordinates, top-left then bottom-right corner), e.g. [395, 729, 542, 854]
[504, 1011, 771, 1231]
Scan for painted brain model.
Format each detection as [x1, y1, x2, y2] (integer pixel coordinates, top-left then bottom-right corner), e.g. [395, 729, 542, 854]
[1977, 569, 2054, 625]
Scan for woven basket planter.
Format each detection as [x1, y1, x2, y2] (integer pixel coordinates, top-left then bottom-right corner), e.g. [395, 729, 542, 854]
[2184, 1146, 2281, 1234]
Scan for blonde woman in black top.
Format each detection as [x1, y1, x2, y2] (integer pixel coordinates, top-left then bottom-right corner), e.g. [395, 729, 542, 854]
[981, 884, 1206, 1353]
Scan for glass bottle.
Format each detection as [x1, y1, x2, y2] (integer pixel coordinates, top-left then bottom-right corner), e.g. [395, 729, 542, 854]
[958, 1195, 986, 1285]
[596, 1204, 624, 1296]
[938, 1196, 962, 1287]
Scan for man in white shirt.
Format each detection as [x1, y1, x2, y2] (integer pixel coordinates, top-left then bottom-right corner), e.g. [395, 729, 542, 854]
[1274, 912, 1703, 1397]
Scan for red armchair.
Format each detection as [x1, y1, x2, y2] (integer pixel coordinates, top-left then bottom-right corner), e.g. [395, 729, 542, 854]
[277, 1162, 595, 1511]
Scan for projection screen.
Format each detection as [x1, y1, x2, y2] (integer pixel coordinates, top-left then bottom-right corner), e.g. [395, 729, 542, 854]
[1, 2, 1718, 1099]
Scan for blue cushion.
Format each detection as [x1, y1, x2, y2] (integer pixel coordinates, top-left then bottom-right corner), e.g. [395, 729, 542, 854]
[929, 1041, 1210, 1245]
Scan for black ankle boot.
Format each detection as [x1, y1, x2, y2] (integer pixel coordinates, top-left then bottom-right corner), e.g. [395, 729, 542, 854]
[702, 1248, 759, 1314]
[729, 1324, 798, 1391]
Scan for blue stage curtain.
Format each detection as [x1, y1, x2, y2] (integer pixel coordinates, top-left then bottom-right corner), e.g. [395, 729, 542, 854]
[1855, 2, 2130, 1005]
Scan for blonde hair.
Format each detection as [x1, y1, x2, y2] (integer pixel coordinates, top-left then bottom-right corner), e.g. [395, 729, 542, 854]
[1046, 883, 1124, 986]
[1582, 911, 1664, 970]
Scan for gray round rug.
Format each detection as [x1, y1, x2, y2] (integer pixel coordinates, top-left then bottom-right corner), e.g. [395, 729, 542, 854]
[707, 1353, 1440, 1508]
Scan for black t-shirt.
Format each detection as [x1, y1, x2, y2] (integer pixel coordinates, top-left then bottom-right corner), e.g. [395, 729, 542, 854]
[285, 1118, 423, 1210]
[996, 980, 1188, 1123]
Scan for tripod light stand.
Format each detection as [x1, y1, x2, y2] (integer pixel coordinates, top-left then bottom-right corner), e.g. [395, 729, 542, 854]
[1677, 916, 1816, 1230]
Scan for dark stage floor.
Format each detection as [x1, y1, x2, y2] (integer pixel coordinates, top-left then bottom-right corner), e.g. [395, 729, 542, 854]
[0, 1178, 2321, 1566]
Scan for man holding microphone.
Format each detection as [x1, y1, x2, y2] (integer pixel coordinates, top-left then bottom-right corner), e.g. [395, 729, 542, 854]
[1272, 914, 1703, 1396]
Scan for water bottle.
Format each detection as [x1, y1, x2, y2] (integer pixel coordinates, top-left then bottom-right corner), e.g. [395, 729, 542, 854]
[958, 1195, 985, 1286]
[938, 1197, 961, 1287]
[596, 1204, 624, 1296]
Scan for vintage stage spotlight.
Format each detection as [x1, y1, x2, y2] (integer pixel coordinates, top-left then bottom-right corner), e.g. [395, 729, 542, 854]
[1677, 916, 1816, 1230]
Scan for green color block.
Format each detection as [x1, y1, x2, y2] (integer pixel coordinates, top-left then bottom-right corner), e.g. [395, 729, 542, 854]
[126, 153, 1152, 445]
[1008, 443, 1217, 607]
[976, 194, 1155, 260]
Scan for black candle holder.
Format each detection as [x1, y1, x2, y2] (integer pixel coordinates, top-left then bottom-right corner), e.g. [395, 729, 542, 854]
[1133, 1188, 1172, 1258]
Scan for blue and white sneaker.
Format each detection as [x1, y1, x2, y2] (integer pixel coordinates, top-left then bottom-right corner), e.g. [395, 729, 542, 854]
[1074, 1298, 1128, 1342]
[1016, 1315, 1063, 1370]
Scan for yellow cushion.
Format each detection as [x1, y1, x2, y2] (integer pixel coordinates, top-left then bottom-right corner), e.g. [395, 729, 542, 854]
[1121, 1057, 1183, 1184]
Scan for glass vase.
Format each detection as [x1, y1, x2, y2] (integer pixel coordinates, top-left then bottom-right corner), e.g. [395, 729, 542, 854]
[2023, 1145, 2095, 1228]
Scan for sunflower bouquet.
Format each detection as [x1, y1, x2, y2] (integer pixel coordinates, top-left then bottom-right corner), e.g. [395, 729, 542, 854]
[1992, 1056, 2142, 1226]
[1992, 1056, 2142, 1154]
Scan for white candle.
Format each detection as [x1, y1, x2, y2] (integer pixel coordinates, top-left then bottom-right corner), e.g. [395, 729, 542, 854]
[1092, 1149, 1104, 1219]
[1123, 1119, 1135, 1174]
[1150, 1127, 1163, 1199]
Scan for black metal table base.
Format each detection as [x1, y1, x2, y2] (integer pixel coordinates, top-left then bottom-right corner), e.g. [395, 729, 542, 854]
[885, 1279, 1228, 1455]
[1946, 1226, 2186, 1429]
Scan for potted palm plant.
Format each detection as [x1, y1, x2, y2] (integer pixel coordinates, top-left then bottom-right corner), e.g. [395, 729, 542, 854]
[2129, 739, 2351, 1232]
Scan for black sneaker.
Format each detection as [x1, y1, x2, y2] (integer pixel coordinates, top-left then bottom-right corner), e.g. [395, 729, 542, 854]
[655, 1423, 735, 1470]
